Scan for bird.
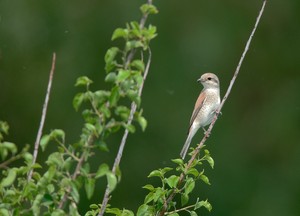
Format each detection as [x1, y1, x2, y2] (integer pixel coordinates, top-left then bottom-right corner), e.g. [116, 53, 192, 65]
[180, 73, 221, 159]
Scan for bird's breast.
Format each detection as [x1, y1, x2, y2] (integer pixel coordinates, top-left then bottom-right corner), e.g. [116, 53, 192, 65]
[194, 89, 220, 127]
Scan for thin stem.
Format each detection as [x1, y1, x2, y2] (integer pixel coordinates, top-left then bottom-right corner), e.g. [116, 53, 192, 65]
[165, 204, 196, 215]
[159, 1, 267, 215]
[58, 135, 95, 209]
[27, 52, 56, 181]
[0, 154, 23, 169]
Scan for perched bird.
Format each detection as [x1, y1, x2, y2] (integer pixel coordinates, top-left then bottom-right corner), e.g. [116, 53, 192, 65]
[180, 73, 221, 159]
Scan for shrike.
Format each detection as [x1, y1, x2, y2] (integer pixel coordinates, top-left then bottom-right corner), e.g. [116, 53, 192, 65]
[180, 73, 221, 159]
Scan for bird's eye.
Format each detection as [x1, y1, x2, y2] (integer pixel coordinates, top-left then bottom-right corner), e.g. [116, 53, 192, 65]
[207, 77, 212, 80]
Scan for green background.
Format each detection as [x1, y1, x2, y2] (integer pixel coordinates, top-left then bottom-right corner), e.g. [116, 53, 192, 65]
[1, 0, 300, 215]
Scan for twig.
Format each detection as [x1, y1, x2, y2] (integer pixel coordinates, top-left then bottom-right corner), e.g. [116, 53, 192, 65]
[58, 134, 95, 209]
[27, 52, 56, 181]
[0, 154, 23, 169]
[164, 204, 196, 215]
[159, 1, 267, 215]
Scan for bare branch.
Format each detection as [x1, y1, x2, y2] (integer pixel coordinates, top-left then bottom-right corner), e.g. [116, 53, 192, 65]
[159, 0, 267, 215]
[27, 52, 56, 181]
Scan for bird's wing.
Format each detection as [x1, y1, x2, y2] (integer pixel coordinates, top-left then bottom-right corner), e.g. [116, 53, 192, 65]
[188, 91, 206, 133]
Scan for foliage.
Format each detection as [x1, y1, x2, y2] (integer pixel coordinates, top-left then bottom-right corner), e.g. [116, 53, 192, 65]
[137, 149, 214, 216]
[0, 1, 214, 216]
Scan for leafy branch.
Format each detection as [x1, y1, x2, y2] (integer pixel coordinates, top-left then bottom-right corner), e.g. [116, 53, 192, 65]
[156, 1, 268, 215]
[98, 0, 156, 214]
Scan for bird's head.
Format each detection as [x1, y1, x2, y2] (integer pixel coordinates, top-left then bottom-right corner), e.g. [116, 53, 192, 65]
[197, 73, 220, 89]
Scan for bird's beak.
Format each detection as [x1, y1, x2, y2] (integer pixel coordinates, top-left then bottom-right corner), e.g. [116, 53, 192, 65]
[197, 78, 203, 83]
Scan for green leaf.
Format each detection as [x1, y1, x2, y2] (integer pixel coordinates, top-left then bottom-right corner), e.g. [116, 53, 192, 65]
[112, 28, 128, 41]
[0, 121, 9, 135]
[194, 199, 212, 212]
[44, 166, 57, 182]
[105, 72, 117, 83]
[95, 140, 109, 152]
[140, 4, 159, 15]
[46, 152, 63, 167]
[115, 106, 130, 120]
[127, 90, 140, 106]
[106, 172, 117, 192]
[95, 163, 109, 178]
[171, 158, 184, 165]
[90, 204, 98, 209]
[100, 104, 111, 118]
[134, 73, 144, 86]
[115, 165, 122, 182]
[85, 123, 97, 135]
[137, 116, 147, 131]
[131, 60, 145, 71]
[168, 213, 179, 216]
[145, 25, 157, 40]
[32, 193, 43, 215]
[186, 168, 199, 177]
[85, 178, 96, 199]
[161, 167, 173, 175]
[52, 209, 66, 216]
[120, 209, 134, 216]
[143, 184, 154, 191]
[105, 47, 119, 73]
[106, 208, 122, 215]
[199, 174, 210, 185]
[0, 209, 9, 216]
[81, 162, 91, 176]
[73, 92, 85, 111]
[185, 178, 195, 195]
[137, 204, 150, 216]
[32, 163, 42, 169]
[1, 168, 17, 187]
[206, 156, 214, 169]
[190, 211, 198, 216]
[109, 86, 120, 107]
[75, 76, 93, 87]
[181, 193, 189, 206]
[69, 204, 81, 216]
[144, 192, 154, 204]
[126, 40, 144, 51]
[148, 170, 161, 178]
[117, 70, 131, 83]
[47, 184, 55, 193]
[2, 142, 17, 154]
[23, 152, 33, 164]
[50, 129, 65, 142]
[70, 182, 80, 203]
[166, 175, 179, 188]
[153, 187, 164, 202]
[94, 90, 110, 104]
[63, 156, 73, 170]
[123, 124, 136, 133]
[40, 134, 51, 151]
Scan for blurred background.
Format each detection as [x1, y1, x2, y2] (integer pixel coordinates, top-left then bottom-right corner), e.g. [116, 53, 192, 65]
[1, 0, 300, 215]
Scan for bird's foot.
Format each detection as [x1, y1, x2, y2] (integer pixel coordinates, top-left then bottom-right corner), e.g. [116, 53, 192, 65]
[202, 127, 210, 137]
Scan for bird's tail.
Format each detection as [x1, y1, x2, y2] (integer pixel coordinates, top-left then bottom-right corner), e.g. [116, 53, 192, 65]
[180, 134, 193, 159]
